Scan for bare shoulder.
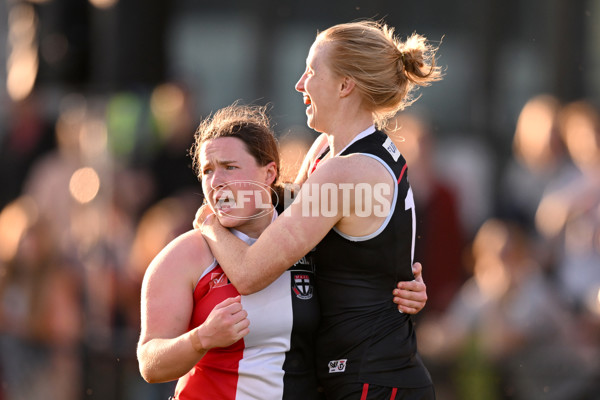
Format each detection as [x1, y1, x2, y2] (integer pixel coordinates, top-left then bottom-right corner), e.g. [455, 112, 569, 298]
[311, 153, 391, 184]
[145, 229, 214, 286]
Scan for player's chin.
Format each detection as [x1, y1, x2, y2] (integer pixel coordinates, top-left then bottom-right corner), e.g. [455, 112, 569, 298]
[216, 213, 247, 228]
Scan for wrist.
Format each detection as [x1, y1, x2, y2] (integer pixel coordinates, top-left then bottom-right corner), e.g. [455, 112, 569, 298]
[189, 327, 207, 353]
[201, 214, 224, 242]
[201, 213, 216, 232]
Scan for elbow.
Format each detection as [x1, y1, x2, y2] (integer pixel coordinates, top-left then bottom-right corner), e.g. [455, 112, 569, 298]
[139, 362, 170, 384]
[140, 370, 156, 384]
[137, 347, 167, 384]
[137, 346, 150, 382]
[234, 282, 257, 296]
[228, 269, 263, 295]
[228, 261, 276, 294]
[138, 363, 157, 384]
[231, 277, 264, 295]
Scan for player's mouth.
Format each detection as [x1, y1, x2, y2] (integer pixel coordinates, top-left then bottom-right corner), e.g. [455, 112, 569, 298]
[214, 191, 236, 212]
[303, 95, 311, 106]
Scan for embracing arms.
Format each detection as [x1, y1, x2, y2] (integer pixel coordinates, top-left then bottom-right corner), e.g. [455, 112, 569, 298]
[200, 156, 351, 295]
[196, 135, 428, 313]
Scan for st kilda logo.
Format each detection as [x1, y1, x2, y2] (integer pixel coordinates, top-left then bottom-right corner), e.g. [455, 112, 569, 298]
[292, 274, 313, 300]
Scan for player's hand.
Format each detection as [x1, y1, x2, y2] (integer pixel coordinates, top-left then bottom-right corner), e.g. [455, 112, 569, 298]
[194, 296, 249, 350]
[392, 262, 427, 314]
[193, 203, 215, 230]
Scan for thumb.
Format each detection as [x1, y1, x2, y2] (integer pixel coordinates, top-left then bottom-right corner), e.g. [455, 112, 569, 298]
[412, 262, 423, 280]
[193, 206, 203, 230]
[213, 295, 242, 310]
[193, 203, 214, 230]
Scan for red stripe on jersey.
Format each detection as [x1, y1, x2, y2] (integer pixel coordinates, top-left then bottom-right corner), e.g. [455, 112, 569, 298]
[310, 158, 321, 174]
[174, 265, 244, 400]
[390, 387, 398, 400]
[397, 163, 407, 184]
[361, 383, 369, 400]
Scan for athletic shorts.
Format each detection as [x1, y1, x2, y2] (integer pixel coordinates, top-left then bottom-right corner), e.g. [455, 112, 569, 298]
[324, 381, 435, 400]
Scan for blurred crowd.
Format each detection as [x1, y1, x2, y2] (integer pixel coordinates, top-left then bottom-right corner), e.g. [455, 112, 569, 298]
[391, 95, 600, 400]
[0, 84, 202, 400]
[0, 85, 599, 399]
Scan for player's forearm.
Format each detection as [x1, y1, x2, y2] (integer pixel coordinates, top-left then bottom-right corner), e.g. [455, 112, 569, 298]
[201, 219, 284, 294]
[137, 330, 207, 383]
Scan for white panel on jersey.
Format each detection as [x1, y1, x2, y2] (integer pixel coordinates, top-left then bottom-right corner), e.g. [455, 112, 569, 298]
[236, 272, 293, 400]
[229, 226, 292, 400]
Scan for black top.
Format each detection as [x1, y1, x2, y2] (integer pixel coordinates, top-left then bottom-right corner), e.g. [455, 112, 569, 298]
[313, 130, 432, 389]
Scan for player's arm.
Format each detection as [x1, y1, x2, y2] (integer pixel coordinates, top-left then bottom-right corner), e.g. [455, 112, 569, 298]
[137, 231, 249, 383]
[294, 132, 329, 184]
[202, 156, 356, 295]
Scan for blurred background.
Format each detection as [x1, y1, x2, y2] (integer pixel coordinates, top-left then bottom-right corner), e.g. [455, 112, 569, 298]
[0, 0, 599, 399]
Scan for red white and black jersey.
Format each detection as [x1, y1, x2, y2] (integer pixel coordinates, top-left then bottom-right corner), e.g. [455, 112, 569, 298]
[173, 228, 321, 400]
[311, 127, 433, 395]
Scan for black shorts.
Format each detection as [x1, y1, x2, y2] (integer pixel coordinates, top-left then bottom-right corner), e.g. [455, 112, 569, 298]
[324, 382, 435, 400]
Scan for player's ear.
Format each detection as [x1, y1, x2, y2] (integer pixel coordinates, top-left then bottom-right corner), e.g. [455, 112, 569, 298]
[264, 161, 277, 186]
[339, 76, 356, 98]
